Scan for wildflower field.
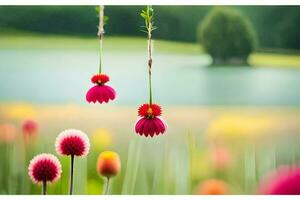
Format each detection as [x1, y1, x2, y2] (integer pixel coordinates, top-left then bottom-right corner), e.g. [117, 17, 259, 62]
[1, 5, 300, 195]
[1, 103, 300, 194]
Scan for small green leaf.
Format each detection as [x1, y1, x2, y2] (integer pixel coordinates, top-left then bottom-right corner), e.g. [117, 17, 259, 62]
[140, 6, 157, 35]
[103, 16, 109, 25]
[95, 6, 99, 13]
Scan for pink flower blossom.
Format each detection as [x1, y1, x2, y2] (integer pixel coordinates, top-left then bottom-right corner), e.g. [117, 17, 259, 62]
[135, 117, 167, 137]
[135, 103, 167, 137]
[22, 119, 38, 136]
[258, 165, 300, 194]
[55, 129, 90, 157]
[28, 153, 62, 184]
[86, 74, 116, 104]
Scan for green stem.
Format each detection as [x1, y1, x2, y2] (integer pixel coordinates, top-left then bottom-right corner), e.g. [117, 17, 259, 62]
[148, 33, 153, 105]
[69, 155, 74, 195]
[42, 181, 47, 195]
[149, 65, 152, 105]
[99, 38, 103, 74]
[103, 177, 110, 195]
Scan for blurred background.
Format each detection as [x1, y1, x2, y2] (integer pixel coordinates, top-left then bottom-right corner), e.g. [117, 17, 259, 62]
[0, 5, 300, 195]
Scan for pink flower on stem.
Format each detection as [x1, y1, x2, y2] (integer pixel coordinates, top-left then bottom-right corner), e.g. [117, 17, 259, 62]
[55, 129, 90, 195]
[135, 104, 167, 137]
[22, 119, 38, 136]
[28, 153, 62, 195]
[22, 119, 39, 144]
[86, 74, 116, 104]
[55, 129, 90, 157]
[258, 165, 300, 194]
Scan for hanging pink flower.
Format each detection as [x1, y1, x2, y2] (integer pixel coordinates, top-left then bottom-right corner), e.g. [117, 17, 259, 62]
[55, 129, 90, 157]
[86, 74, 116, 104]
[28, 153, 62, 184]
[258, 165, 300, 194]
[135, 7, 168, 138]
[135, 103, 167, 137]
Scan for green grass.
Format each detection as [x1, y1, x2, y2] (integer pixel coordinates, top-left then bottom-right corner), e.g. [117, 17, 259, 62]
[249, 53, 300, 68]
[0, 30, 202, 55]
[0, 30, 299, 67]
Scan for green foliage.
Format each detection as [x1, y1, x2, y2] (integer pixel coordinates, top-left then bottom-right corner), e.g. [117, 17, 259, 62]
[140, 6, 157, 34]
[0, 6, 299, 50]
[198, 7, 258, 65]
[95, 6, 109, 26]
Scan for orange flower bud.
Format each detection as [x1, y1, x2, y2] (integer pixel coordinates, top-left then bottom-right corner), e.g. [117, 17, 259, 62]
[195, 179, 229, 195]
[97, 151, 121, 178]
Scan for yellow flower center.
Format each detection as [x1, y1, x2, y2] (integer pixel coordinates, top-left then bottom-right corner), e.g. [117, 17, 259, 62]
[147, 107, 153, 116]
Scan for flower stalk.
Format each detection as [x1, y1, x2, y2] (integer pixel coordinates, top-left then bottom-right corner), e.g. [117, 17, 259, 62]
[42, 180, 47, 195]
[103, 177, 110, 195]
[69, 154, 74, 195]
[97, 5, 105, 74]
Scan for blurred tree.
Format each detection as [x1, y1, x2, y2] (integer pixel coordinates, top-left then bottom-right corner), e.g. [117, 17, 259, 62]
[197, 7, 258, 65]
[0, 6, 299, 50]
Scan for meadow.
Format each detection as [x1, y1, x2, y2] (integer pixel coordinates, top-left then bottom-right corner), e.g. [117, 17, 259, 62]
[1, 33, 300, 194]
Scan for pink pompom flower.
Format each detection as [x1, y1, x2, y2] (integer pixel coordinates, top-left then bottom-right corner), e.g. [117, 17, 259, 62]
[55, 129, 90, 195]
[28, 153, 62, 194]
[135, 103, 167, 137]
[55, 129, 90, 157]
[258, 165, 300, 194]
[86, 74, 116, 104]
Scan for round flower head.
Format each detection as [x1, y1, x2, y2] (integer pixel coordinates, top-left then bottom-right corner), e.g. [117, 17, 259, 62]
[97, 151, 121, 178]
[86, 74, 116, 104]
[22, 119, 38, 137]
[258, 165, 300, 194]
[135, 103, 167, 137]
[55, 129, 90, 157]
[195, 179, 229, 195]
[28, 153, 62, 184]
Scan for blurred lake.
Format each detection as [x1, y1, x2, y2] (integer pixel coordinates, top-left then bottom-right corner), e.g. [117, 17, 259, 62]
[0, 49, 300, 106]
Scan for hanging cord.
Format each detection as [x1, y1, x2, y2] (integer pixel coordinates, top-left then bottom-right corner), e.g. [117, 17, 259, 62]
[148, 19, 153, 105]
[97, 5, 105, 74]
[141, 5, 156, 105]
